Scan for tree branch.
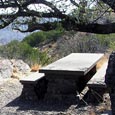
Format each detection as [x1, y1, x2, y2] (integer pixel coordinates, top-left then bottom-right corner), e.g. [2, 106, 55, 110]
[0, 0, 114, 34]
[15, 19, 115, 34]
[101, 0, 115, 11]
[0, 17, 16, 29]
[69, 0, 79, 7]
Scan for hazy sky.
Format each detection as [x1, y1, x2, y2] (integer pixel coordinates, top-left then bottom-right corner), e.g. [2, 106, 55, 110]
[0, 0, 96, 15]
[0, 0, 76, 15]
[0, 26, 30, 44]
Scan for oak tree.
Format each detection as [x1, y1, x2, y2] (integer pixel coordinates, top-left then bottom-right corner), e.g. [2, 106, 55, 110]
[0, 0, 115, 34]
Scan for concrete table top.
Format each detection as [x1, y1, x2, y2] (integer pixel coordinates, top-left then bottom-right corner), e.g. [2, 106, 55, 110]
[39, 53, 104, 76]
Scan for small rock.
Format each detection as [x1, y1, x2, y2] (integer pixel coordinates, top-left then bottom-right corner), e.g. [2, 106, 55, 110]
[11, 59, 31, 74]
[0, 59, 13, 79]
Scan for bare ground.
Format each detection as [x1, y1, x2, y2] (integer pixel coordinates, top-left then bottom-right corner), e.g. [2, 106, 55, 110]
[0, 78, 112, 115]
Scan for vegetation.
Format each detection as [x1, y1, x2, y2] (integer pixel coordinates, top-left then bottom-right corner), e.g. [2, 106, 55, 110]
[22, 29, 64, 47]
[0, 28, 64, 66]
[0, 29, 60, 65]
[0, 1, 114, 64]
[0, 40, 51, 66]
[0, 1, 114, 34]
[56, 32, 115, 57]
[0, 29, 115, 66]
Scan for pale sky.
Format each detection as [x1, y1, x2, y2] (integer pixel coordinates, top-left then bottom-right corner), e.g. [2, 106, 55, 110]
[0, 0, 77, 15]
[0, 0, 96, 15]
[28, 0, 76, 14]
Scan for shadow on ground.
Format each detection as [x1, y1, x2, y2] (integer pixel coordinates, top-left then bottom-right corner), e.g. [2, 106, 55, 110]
[6, 96, 77, 112]
[5, 95, 112, 115]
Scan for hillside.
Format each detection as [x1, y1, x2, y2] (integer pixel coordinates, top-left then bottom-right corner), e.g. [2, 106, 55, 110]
[35, 31, 113, 61]
[0, 29, 115, 67]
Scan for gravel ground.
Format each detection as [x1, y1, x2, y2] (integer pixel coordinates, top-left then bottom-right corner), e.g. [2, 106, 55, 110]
[0, 78, 112, 115]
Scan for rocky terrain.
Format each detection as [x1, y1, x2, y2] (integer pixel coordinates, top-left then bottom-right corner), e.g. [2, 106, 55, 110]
[0, 59, 31, 79]
[0, 59, 112, 115]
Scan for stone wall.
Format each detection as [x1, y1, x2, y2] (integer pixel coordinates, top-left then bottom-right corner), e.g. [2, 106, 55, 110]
[20, 78, 47, 101]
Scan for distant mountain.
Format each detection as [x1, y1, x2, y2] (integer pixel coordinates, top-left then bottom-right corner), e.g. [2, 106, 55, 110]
[0, 26, 30, 45]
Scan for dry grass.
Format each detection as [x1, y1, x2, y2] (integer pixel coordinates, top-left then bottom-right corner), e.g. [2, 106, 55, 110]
[31, 64, 41, 72]
[96, 55, 108, 70]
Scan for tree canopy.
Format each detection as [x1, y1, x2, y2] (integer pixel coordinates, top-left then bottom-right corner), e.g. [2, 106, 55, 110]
[0, 0, 115, 34]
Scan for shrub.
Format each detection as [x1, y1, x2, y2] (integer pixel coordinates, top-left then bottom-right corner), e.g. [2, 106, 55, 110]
[0, 40, 51, 66]
[109, 41, 115, 50]
[56, 32, 115, 58]
[22, 29, 64, 47]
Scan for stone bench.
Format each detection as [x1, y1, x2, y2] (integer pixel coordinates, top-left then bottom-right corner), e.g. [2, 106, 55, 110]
[87, 62, 108, 88]
[20, 72, 45, 84]
[86, 62, 108, 103]
[20, 72, 47, 100]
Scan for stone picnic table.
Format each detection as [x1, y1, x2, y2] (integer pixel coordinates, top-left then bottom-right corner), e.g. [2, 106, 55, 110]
[39, 53, 104, 100]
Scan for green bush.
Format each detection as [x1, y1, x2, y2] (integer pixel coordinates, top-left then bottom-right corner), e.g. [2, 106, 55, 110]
[95, 34, 112, 47]
[109, 41, 115, 50]
[22, 29, 64, 47]
[56, 33, 115, 58]
[95, 34, 115, 51]
[0, 40, 51, 66]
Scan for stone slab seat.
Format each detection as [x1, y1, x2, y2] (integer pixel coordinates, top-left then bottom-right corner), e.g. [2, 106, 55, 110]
[82, 62, 108, 104]
[87, 62, 108, 88]
[20, 72, 45, 84]
[19, 72, 46, 100]
[76, 61, 108, 106]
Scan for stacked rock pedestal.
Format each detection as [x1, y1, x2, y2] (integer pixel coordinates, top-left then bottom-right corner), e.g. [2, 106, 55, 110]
[20, 77, 47, 101]
[46, 79, 77, 103]
[20, 83, 38, 100]
[44, 68, 95, 104]
[44, 74, 78, 104]
[105, 52, 115, 115]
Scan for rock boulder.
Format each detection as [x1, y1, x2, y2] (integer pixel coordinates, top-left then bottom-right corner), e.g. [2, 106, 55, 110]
[0, 59, 31, 79]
